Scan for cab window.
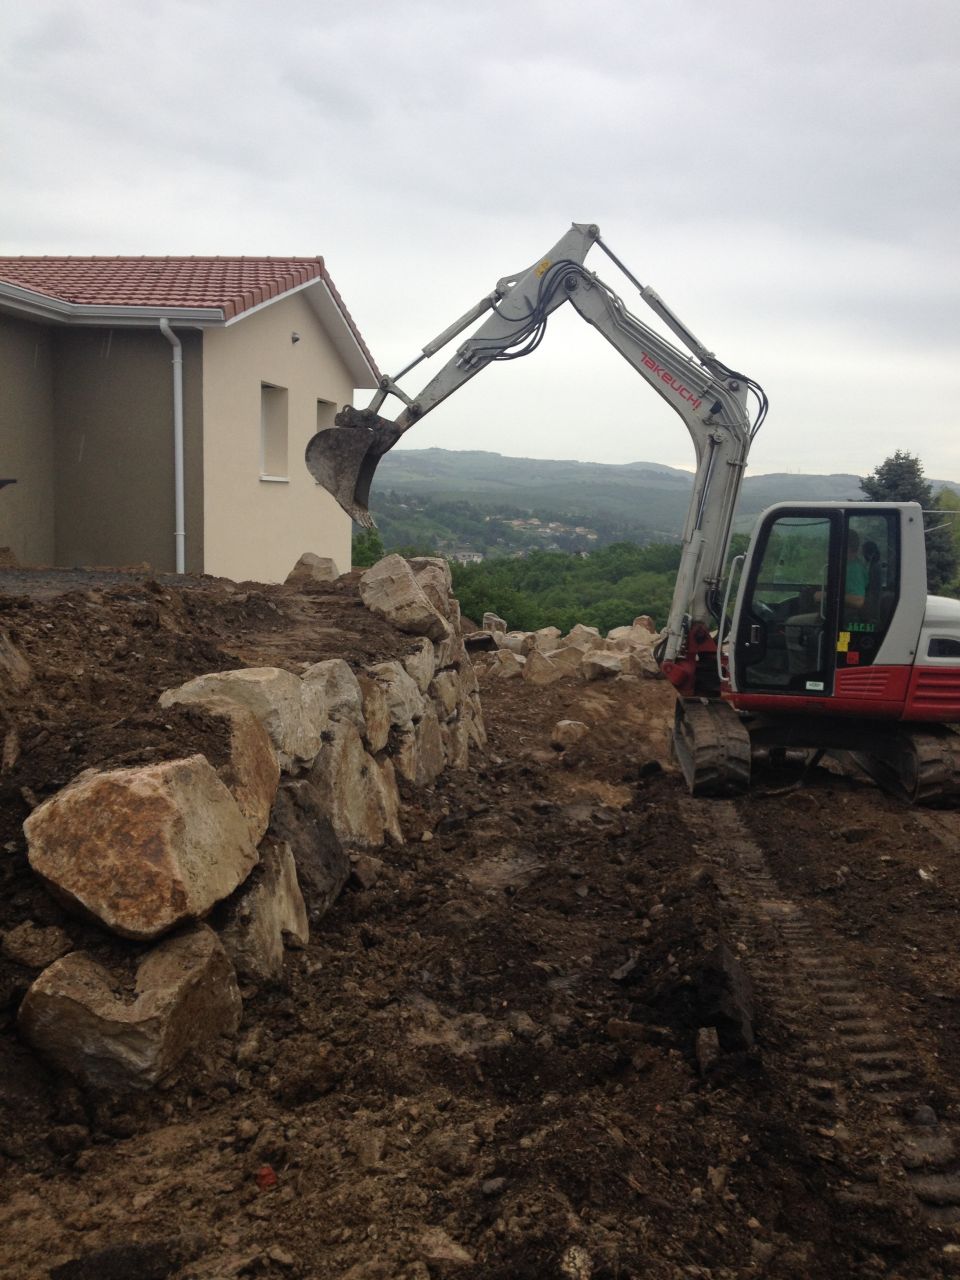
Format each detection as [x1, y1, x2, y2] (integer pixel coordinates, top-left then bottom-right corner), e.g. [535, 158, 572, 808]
[737, 514, 834, 692]
[840, 512, 899, 668]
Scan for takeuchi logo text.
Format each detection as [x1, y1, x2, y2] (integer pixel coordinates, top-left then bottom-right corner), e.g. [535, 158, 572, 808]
[641, 355, 702, 410]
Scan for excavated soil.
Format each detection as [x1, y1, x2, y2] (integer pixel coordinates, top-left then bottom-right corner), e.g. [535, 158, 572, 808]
[2, 567, 960, 1279]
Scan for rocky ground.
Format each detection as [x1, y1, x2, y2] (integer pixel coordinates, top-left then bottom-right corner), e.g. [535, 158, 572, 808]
[3, 566, 960, 1279]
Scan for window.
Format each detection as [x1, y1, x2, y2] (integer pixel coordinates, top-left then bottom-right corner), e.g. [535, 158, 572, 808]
[317, 399, 337, 433]
[843, 510, 900, 664]
[929, 638, 960, 658]
[738, 513, 833, 691]
[260, 383, 288, 480]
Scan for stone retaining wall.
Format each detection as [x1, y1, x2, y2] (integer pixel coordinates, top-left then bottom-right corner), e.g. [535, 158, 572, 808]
[16, 555, 485, 1090]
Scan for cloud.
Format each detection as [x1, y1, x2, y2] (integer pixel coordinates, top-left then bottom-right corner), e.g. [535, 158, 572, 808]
[1, 0, 958, 475]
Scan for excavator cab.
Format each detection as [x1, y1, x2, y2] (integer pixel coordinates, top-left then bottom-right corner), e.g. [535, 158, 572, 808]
[731, 505, 904, 700]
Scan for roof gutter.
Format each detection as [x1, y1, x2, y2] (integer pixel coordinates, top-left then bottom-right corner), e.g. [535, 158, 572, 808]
[159, 320, 186, 574]
[0, 281, 223, 327]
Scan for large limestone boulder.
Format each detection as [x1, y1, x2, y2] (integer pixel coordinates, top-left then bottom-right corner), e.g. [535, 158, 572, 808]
[548, 645, 585, 677]
[622, 647, 661, 678]
[429, 671, 462, 720]
[606, 627, 636, 647]
[24, 756, 259, 942]
[531, 626, 562, 654]
[220, 842, 309, 982]
[359, 556, 451, 642]
[285, 552, 339, 587]
[308, 721, 402, 849]
[377, 759, 403, 845]
[392, 730, 418, 786]
[441, 718, 470, 770]
[482, 613, 507, 634]
[464, 698, 488, 751]
[394, 704, 446, 787]
[267, 780, 351, 920]
[185, 695, 279, 846]
[416, 704, 447, 784]
[367, 660, 426, 730]
[496, 631, 528, 655]
[523, 650, 563, 687]
[301, 658, 365, 733]
[435, 631, 469, 673]
[607, 624, 659, 653]
[356, 674, 391, 753]
[160, 667, 314, 769]
[457, 653, 479, 697]
[582, 651, 623, 681]
[564, 624, 603, 651]
[408, 558, 455, 617]
[18, 925, 242, 1090]
[402, 638, 436, 694]
[488, 650, 524, 680]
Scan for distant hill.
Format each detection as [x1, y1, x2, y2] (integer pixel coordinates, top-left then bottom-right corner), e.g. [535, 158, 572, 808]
[372, 449, 693, 538]
[369, 447, 950, 555]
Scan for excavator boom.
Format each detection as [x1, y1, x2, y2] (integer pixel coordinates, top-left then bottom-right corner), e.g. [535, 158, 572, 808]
[306, 222, 766, 690]
[306, 224, 960, 808]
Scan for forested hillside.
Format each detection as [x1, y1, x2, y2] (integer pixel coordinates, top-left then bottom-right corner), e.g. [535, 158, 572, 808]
[369, 448, 873, 554]
[451, 543, 685, 633]
[357, 448, 960, 632]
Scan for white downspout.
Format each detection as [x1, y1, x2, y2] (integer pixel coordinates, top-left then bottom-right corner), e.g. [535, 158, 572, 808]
[159, 319, 185, 573]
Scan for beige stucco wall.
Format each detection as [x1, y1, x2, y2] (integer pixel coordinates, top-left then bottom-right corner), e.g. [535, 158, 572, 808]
[50, 327, 204, 573]
[201, 290, 354, 582]
[0, 315, 56, 564]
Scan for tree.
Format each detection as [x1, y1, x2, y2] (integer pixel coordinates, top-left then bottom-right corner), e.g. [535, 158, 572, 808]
[861, 450, 932, 504]
[352, 527, 385, 568]
[936, 487, 960, 568]
[861, 451, 957, 593]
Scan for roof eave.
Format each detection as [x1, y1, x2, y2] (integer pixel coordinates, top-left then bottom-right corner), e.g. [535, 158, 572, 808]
[0, 273, 381, 388]
[305, 279, 380, 389]
[0, 282, 223, 326]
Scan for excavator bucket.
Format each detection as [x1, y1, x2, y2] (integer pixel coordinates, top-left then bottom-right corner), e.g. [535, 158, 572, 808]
[304, 412, 402, 528]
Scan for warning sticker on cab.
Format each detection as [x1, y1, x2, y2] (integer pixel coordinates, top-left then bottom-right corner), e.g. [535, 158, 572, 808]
[836, 631, 850, 653]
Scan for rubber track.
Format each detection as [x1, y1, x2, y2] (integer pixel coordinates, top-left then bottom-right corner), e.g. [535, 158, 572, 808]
[851, 728, 960, 805]
[680, 797, 960, 1240]
[673, 701, 751, 797]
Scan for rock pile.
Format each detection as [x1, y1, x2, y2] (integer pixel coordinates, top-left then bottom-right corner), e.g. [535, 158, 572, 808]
[473, 614, 662, 683]
[15, 555, 484, 1091]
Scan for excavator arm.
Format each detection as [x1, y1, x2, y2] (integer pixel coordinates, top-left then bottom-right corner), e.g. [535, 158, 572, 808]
[307, 223, 600, 524]
[306, 222, 766, 694]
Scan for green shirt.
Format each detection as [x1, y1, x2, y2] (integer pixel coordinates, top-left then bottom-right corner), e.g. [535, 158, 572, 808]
[846, 558, 869, 598]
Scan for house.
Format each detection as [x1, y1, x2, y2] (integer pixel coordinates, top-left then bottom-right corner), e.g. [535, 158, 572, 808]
[0, 256, 379, 582]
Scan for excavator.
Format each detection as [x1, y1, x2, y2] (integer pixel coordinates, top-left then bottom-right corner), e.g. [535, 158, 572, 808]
[305, 222, 960, 804]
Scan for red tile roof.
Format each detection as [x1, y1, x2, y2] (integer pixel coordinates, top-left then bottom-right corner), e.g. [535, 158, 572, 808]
[0, 255, 378, 375]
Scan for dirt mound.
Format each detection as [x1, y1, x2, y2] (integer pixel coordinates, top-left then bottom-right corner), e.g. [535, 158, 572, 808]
[1, 568, 958, 1278]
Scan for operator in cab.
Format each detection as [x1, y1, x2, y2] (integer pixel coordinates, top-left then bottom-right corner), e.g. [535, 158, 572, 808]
[817, 529, 867, 619]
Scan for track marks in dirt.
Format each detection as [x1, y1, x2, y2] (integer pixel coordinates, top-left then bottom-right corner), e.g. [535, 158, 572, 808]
[679, 794, 960, 1265]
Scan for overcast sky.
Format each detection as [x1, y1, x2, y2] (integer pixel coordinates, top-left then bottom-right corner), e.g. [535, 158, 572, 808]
[3, 0, 958, 479]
